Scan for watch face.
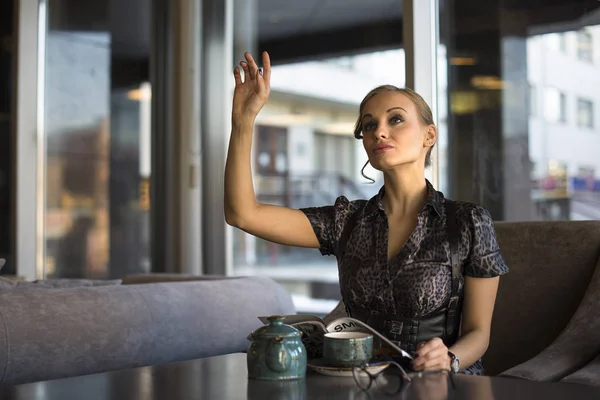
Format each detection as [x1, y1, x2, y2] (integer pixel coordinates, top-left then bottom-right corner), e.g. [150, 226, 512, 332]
[452, 358, 460, 372]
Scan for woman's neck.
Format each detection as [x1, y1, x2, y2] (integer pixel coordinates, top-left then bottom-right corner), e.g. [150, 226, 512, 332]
[381, 169, 428, 218]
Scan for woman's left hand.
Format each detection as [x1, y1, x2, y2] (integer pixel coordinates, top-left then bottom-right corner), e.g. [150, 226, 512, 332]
[411, 338, 450, 371]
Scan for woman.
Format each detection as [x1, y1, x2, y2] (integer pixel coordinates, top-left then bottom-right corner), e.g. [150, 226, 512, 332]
[225, 51, 508, 375]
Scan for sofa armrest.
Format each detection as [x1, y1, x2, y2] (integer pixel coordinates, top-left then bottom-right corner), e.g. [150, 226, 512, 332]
[0, 276, 295, 386]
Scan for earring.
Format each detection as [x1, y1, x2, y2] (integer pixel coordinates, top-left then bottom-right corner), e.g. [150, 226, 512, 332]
[361, 160, 375, 184]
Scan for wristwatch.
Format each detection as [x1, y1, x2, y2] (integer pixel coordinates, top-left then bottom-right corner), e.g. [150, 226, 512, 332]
[448, 351, 460, 373]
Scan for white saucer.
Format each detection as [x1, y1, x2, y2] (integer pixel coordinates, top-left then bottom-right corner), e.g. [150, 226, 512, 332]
[307, 359, 390, 377]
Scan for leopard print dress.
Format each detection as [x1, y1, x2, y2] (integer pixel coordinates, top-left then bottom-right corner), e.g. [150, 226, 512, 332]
[300, 180, 509, 375]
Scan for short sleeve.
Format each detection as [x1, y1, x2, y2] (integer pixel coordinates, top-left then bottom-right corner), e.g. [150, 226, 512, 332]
[300, 196, 352, 257]
[464, 205, 509, 278]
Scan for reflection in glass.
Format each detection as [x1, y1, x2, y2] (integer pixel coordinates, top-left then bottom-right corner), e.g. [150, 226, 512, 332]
[439, 0, 600, 222]
[42, 1, 151, 278]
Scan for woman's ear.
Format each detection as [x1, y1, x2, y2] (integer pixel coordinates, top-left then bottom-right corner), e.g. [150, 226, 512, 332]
[423, 124, 437, 147]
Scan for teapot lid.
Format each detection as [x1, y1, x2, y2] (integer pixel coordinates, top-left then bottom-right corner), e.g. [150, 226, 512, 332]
[253, 315, 301, 338]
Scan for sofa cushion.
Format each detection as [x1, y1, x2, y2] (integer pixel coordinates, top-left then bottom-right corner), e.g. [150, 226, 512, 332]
[499, 255, 600, 381]
[560, 352, 600, 386]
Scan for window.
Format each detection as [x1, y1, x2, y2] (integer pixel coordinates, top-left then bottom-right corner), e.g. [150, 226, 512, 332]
[559, 33, 567, 53]
[545, 32, 567, 53]
[326, 56, 355, 70]
[577, 98, 594, 129]
[544, 88, 567, 123]
[559, 92, 567, 123]
[577, 30, 593, 62]
[529, 84, 536, 116]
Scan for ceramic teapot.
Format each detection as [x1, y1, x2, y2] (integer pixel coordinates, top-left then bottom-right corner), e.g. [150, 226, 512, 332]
[247, 315, 307, 380]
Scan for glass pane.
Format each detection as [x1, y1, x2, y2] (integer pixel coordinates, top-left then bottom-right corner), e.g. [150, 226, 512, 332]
[42, 1, 152, 278]
[577, 29, 593, 62]
[231, 1, 404, 313]
[439, 1, 600, 221]
[0, 0, 14, 275]
[577, 98, 594, 129]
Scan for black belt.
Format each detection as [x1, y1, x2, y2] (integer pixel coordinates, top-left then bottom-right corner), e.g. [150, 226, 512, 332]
[348, 302, 459, 354]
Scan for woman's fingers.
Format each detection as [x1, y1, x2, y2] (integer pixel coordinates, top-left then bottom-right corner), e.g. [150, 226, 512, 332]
[236, 52, 271, 101]
[413, 355, 450, 371]
[244, 52, 259, 79]
[261, 51, 271, 89]
[420, 357, 451, 371]
[240, 61, 250, 81]
[412, 338, 449, 371]
[414, 338, 441, 359]
[233, 66, 242, 85]
[256, 67, 266, 93]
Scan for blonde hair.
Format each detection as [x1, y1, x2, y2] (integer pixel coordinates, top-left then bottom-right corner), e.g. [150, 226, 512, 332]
[354, 85, 435, 167]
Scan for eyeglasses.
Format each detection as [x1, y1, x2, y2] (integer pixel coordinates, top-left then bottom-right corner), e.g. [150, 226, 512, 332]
[352, 361, 456, 396]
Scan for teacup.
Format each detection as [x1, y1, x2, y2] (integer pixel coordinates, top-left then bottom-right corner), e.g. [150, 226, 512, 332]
[323, 332, 373, 367]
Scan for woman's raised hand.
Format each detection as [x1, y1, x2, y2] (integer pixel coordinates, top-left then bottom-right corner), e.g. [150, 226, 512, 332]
[232, 51, 271, 122]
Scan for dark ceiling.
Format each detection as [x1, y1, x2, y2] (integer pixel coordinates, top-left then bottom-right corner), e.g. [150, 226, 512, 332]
[47, 0, 403, 58]
[256, 0, 402, 40]
[46, 0, 600, 67]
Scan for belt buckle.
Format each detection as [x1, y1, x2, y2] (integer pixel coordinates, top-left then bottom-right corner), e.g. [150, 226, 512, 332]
[447, 296, 460, 314]
[387, 320, 404, 336]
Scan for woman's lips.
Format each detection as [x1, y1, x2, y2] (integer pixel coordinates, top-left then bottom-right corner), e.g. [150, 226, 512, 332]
[373, 145, 394, 155]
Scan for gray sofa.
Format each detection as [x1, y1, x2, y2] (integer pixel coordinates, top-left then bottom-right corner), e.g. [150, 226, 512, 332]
[0, 276, 295, 386]
[3, 221, 598, 387]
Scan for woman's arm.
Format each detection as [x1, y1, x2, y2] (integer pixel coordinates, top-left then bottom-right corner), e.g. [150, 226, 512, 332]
[224, 51, 320, 248]
[448, 276, 500, 368]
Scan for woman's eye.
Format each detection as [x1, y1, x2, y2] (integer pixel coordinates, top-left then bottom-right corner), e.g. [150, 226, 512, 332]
[390, 116, 403, 124]
[364, 122, 376, 131]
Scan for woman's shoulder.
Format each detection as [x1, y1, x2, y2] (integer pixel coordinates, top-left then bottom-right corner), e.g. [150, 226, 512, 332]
[301, 195, 370, 223]
[331, 196, 370, 217]
[448, 200, 495, 226]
